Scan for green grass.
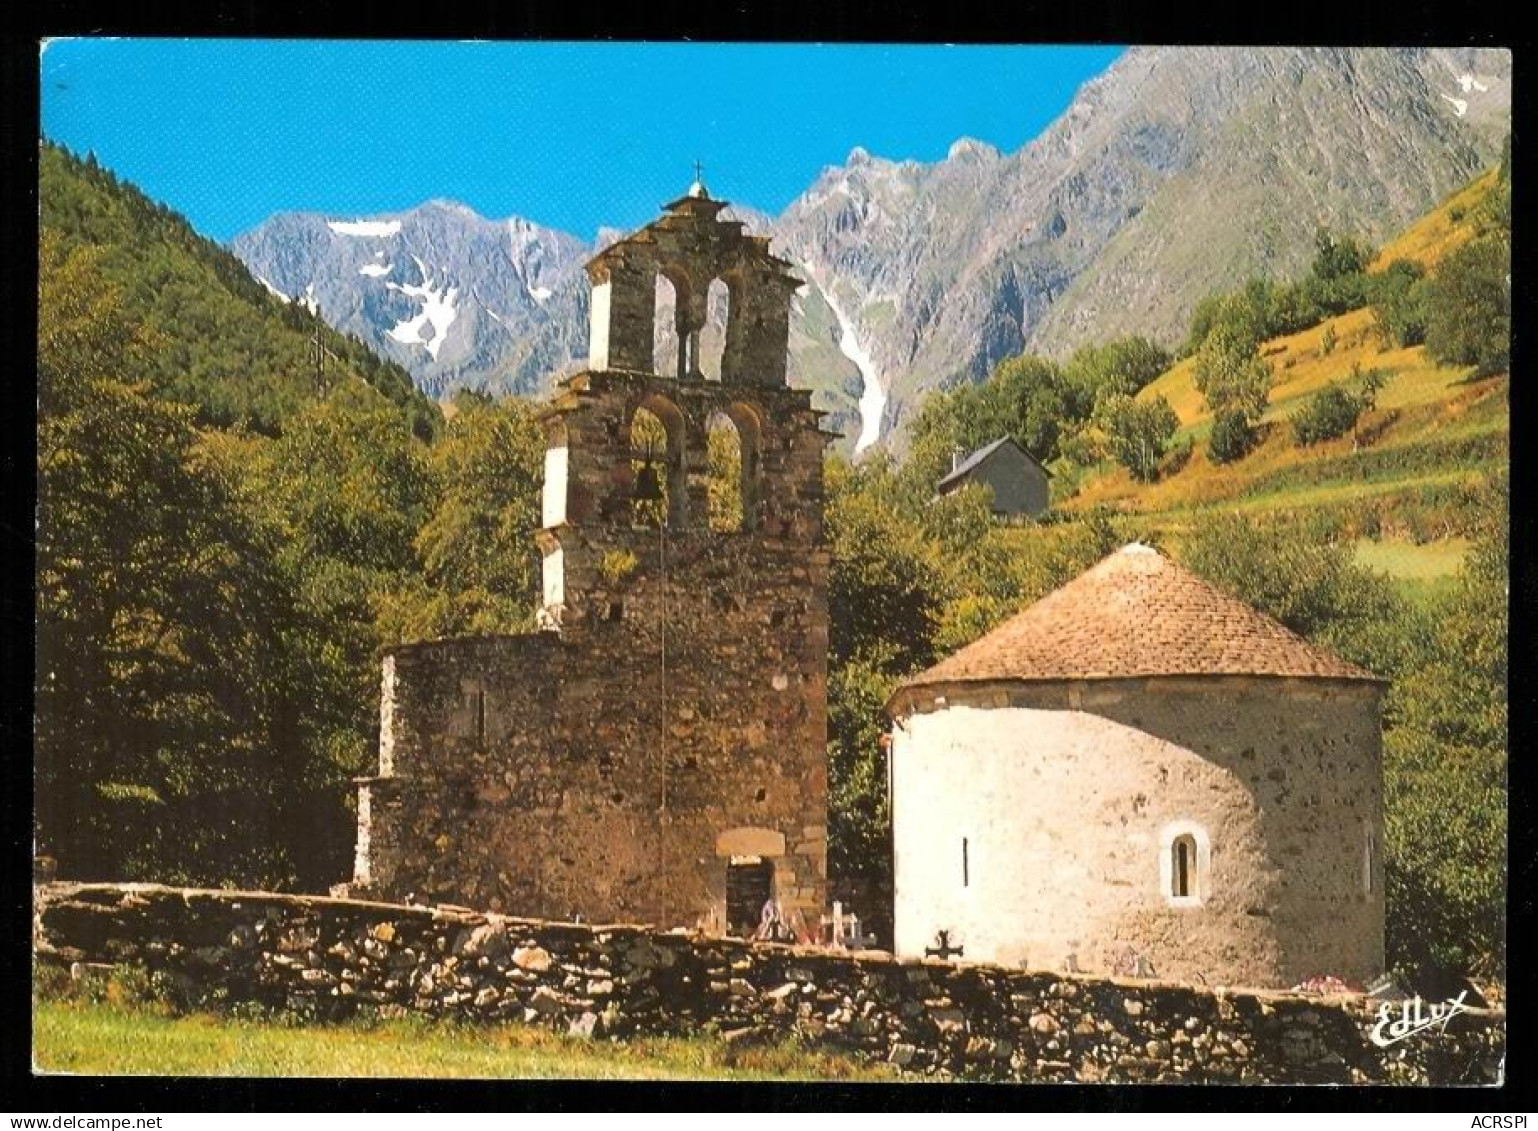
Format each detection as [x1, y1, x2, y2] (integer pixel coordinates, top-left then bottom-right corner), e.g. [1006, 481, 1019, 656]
[31, 996, 902, 1081]
[1353, 536, 1471, 606]
[1353, 536, 1471, 582]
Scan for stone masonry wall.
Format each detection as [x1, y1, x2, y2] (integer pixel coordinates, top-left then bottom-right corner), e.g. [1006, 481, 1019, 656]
[892, 676, 1384, 989]
[35, 884, 1504, 1086]
[350, 372, 832, 935]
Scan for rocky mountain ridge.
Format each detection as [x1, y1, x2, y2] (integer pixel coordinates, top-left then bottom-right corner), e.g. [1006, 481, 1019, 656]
[231, 45, 1510, 453]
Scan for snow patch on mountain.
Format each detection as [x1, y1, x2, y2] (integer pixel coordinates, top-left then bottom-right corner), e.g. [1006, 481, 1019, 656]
[359, 262, 392, 278]
[821, 286, 884, 453]
[256, 276, 288, 301]
[328, 219, 402, 237]
[386, 256, 459, 360]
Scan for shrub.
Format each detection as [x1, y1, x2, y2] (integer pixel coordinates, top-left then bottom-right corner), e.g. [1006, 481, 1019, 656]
[1370, 259, 1430, 348]
[1320, 324, 1337, 355]
[1292, 382, 1366, 446]
[598, 550, 639, 586]
[1208, 409, 1261, 464]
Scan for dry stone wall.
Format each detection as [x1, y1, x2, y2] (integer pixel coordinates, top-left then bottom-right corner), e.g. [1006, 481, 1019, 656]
[34, 883, 1503, 1086]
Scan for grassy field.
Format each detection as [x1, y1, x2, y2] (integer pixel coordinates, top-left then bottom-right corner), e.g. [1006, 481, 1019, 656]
[1370, 168, 1500, 272]
[32, 996, 902, 1081]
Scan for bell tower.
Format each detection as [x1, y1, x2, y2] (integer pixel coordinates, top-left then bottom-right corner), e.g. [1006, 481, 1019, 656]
[525, 177, 831, 931]
[350, 175, 831, 934]
[538, 177, 820, 632]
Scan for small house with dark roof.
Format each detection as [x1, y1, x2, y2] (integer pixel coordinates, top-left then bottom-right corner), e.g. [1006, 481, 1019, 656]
[885, 543, 1386, 990]
[936, 436, 1051, 518]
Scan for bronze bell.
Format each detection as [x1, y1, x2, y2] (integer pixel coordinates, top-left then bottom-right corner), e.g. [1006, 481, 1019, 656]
[634, 459, 664, 503]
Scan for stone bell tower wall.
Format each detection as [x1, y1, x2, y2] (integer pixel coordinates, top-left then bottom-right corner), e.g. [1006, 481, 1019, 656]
[348, 187, 832, 936]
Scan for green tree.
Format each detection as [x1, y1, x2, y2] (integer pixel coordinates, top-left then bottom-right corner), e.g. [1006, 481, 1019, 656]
[1193, 314, 1271, 463]
[1291, 369, 1383, 447]
[1424, 236, 1511, 376]
[1309, 226, 1372, 281]
[245, 383, 439, 863]
[826, 456, 949, 674]
[1178, 512, 1404, 672]
[388, 392, 543, 640]
[1095, 393, 1179, 482]
[37, 234, 312, 885]
[1383, 479, 1507, 981]
[827, 653, 898, 880]
[1063, 335, 1172, 407]
[1300, 227, 1373, 315]
[1370, 259, 1431, 348]
[1193, 319, 1271, 421]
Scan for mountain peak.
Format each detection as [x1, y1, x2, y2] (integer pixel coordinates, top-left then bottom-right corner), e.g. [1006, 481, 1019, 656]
[947, 137, 999, 163]
[417, 198, 485, 220]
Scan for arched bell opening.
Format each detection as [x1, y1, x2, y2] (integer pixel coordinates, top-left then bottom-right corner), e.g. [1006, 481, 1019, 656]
[630, 395, 688, 529]
[699, 278, 730, 382]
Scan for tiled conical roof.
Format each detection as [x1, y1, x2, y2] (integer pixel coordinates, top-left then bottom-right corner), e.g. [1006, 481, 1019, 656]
[897, 543, 1382, 697]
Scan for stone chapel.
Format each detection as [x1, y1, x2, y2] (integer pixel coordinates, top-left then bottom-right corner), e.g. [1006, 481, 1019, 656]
[887, 543, 1387, 989]
[341, 178, 834, 936]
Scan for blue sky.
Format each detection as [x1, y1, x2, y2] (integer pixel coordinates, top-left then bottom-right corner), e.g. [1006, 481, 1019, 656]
[40, 40, 1123, 244]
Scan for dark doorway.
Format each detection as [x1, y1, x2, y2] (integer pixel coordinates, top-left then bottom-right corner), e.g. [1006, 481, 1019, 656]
[726, 857, 774, 937]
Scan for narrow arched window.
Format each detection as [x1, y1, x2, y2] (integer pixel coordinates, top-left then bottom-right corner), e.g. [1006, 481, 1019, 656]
[1160, 821, 1208, 907]
[1171, 834, 1195, 899]
[630, 402, 687, 529]
[1364, 825, 1376, 895]
[654, 273, 682, 377]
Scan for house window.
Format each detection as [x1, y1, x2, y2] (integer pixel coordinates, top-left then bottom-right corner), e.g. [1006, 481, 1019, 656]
[1159, 821, 1209, 907]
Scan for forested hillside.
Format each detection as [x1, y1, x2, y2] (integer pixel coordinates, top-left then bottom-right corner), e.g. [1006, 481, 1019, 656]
[37, 146, 545, 891]
[40, 145, 440, 439]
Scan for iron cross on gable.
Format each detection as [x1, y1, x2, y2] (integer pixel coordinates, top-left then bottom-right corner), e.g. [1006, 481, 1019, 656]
[926, 929, 964, 961]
